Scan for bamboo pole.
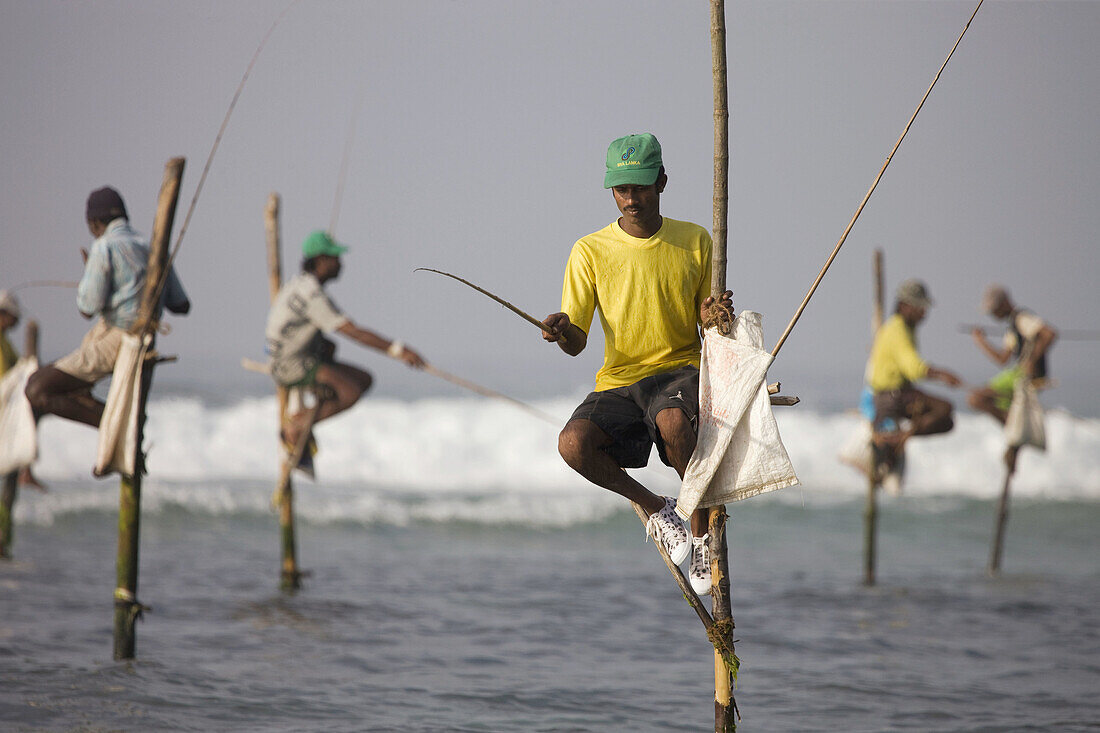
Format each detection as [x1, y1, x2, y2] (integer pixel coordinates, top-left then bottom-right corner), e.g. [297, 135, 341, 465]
[988, 463, 1014, 576]
[864, 250, 885, 586]
[709, 1, 737, 729]
[863, 473, 878, 587]
[0, 473, 14, 560]
[113, 157, 184, 661]
[265, 193, 304, 591]
[0, 321, 36, 559]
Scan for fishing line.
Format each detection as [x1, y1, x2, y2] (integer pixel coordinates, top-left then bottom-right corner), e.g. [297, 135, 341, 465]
[144, 0, 300, 333]
[770, 0, 985, 359]
[328, 92, 364, 237]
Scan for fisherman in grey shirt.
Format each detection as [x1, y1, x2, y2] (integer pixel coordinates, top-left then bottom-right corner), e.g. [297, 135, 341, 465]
[266, 230, 425, 449]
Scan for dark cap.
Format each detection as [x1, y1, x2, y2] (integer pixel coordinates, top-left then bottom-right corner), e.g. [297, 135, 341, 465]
[86, 186, 128, 222]
[896, 278, 932, 309]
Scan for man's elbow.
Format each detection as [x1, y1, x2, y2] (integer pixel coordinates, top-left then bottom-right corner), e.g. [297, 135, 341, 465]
[168, 299, 191, 315]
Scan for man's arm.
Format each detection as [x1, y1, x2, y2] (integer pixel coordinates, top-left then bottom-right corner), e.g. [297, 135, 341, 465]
[75, 244, 109, 320]
[541, 312, 586, 356]
[163, 266, 190, 315]
[1023, 323, 1057, 377]
[926, 365, 962, 388]
[970, 328, 1011, 365]
[336, 320, 425, 368]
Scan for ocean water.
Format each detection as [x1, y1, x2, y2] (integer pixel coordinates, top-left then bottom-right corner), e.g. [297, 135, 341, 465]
[2, 397, 1098, 732]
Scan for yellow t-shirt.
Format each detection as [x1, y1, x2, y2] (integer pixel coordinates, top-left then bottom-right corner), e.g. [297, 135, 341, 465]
[0, 331, 17, 379]
[561, 217, 712, 391]
[866, 313, 929, 392]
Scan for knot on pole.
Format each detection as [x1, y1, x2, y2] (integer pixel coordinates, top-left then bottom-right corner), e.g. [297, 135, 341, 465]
[706, 618, 740, 675]
[114, 587, 151, 625]
[703, 302, 734, 336]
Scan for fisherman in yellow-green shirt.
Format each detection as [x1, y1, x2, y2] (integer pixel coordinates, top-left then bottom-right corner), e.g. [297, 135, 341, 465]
[866, 279, 961, 461]
[0, 290, 44, 492]
[541, 133, 732, 597]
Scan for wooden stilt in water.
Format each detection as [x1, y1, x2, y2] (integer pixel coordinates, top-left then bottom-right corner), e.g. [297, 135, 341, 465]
[864, 249, 885, 587]
[0, 473, 14, 559]
[264, 193, 305, 592]
[0, 321, 36, 559]
[709, 2, 738, 729]
[863, 473, 879, 587]
[113, 157, 184, 660]
[988, 460, 1015, 576]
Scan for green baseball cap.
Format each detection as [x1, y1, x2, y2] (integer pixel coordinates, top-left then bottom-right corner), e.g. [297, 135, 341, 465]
[604, 133, 663, 188]
[302, 230, 348, 258]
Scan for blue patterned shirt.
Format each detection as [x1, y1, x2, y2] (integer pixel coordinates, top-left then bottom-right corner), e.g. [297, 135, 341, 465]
[76, 219, 188, 330]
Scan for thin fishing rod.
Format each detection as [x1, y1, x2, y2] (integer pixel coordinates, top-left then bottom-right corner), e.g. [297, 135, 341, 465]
[328, 93, 363, 237]
[11, 280, 79, 291]
[144, 0, 299, 334]
[770, 0, 985, 359]
[416, 268, 554, 334]
[420, 363, 558, 425]
[960, 324, 1100, 341]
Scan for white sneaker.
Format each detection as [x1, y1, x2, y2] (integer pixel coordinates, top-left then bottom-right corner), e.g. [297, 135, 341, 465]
[645, 497, 691, 565]
[689, 534, 712, 596]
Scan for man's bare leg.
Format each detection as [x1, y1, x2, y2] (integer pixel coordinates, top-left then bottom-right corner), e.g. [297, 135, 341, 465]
[654, 407, 708, 536]
[968, 387, 1008, 424]
[24, 366, 103, 428]
[557, 419, 665, 516]
[283, 362, 373, 444]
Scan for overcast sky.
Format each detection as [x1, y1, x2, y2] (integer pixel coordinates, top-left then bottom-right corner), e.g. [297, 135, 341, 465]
[2, 0, 1098, 414]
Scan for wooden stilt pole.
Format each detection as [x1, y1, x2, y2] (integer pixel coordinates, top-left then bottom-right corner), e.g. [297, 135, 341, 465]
[0, 472, 14, 559]
[863, 472, 878, 587]
[0, 321, 35, 559]
[113, 157, 184, 661]
[864, 249, 884, 587]
[709, 2, 738, 729]
[264, 193, 304, 591]
[988, 463, 1014, 576]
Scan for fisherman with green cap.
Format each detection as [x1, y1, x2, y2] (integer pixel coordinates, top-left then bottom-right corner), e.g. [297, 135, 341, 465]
[265, 230, 425, 451]
[541, 133, 732, 596]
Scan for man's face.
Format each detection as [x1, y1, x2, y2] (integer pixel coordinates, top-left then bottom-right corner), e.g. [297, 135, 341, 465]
[0, 311, 16, 330]
[992, 299, 1012, 319]
[317, 254, 342, 280]
[899, 301, 927, 325]
[611, 181, 661, 227]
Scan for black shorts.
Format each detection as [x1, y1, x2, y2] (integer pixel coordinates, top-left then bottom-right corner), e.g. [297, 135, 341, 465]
[567, 365, 700, 469]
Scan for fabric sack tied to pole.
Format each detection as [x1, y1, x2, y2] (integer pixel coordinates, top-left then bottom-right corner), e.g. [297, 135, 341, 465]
[0, 356, 40, 475]
[677, 311, 799, 520]
[1004, 379, 1045, 451]
[95, 333, 151, 477]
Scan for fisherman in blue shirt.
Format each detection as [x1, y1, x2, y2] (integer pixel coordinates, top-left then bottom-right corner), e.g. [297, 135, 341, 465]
[25, 187, 190, 428]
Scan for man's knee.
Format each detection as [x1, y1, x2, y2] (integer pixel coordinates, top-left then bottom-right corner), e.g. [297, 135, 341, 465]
[557, 423, 584, 468]
[558, 420, 603, 470]
[967, 389, 991, 411]
[24, 369, 49, 411]
[655, 407, 694, 445]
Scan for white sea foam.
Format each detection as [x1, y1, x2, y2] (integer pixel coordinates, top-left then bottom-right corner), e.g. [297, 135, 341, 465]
[21, 395, 1100, 527]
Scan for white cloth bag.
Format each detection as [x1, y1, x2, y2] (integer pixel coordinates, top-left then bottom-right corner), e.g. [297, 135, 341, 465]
[677, 311, 799, 520]
[1004, 379, 1045, 451]
[94, 333, 150, 477]
[0, 357, 39, 475]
